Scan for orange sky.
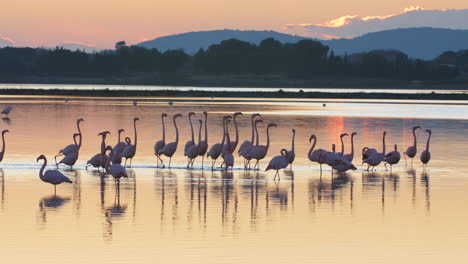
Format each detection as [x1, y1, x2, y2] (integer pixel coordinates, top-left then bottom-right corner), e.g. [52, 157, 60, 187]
[1, 0, 467, 48]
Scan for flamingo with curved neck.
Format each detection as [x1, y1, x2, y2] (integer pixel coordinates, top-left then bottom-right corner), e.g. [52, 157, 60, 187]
[404, 125, 421, 166]
[157, 114, 182, 168]
[154, 113, 167, 167]
[420, 129, 432, 169]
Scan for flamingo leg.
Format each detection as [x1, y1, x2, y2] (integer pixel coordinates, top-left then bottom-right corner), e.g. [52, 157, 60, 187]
[129, 158, 132, 168]
[54, 185, 57, 196]
[201, 156, 204, 169]
[168, 157, 172, 168]
[124, 158, 128, 168]
[404, 154, 407, 166]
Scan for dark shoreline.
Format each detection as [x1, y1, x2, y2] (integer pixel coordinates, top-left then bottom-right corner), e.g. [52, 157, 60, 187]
[0, 88, 466, 100]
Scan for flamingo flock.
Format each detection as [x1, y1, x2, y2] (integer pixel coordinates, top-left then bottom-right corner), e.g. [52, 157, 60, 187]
[0, 110, 434, 192]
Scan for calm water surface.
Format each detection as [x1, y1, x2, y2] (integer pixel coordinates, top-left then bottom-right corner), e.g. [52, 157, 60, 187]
[0, 96, 467, 263]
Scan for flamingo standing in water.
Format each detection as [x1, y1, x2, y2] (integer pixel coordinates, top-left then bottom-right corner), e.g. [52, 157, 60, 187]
[243, 119, 263, 170]
[57, 133, 81, 168]
[420, 129, 432, 169]
[404, 126, 421, 166]
[222, 119, 234, 170]
[37, 155, 72, 194]
[154, 113, 167, 168]
[158, 114, 182, 168]
[308, 135, 329, 174]
[197, 111, 208, 168]
[250, 123, 277, 170]
[223, 112, 243, 155]
[286, 129, 295, 169]
[105, 146, 128, 183]
[55, 118, 84, 163]
[363, 131, 387, 171]
[86, 131, 110, 170]
[185, 120, 201, 168]
[238, 113, 261, 168]
[207, 116, 230, 169]
[0, 130, 9, 163]
[184, 112, 196, 162]
[121, 117, 139, 167]
[384, 144, 401, 172]
[343, 132, 357, 163]
[112, 129, 126, 164]
[266, 149, 289, 180]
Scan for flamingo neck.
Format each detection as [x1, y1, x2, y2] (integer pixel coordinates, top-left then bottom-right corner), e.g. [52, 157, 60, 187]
[250, 116, 255, 143]
[382, 133, 386, 154]
[198, 121, 202, 144]
[189, 115, 194, 142]
[413, 129, 417, 150]
[77, 121, 82, 148]
[162, 116, 166, 142]
[174, 117, 179, 145]
[291, 131, 295, 151]
[265, 126, 272, 151]
[105, 150, 112, 173]
[204, 114, 208, 142]
[340, 136, 345, 155]
[118, 131, 122, 143]
[220, 119, 226, 145]
[225, 122, 231, 152]
[133, 120, 138, 148]
[0, 133, 5, 160]
[233, 115, 239, 146]
[254, 122, 260, 146]
[308, 137, 316, 158]
[426, 133, 431, 151]
[39, 158, 47, 179]
[77, 134, 82, 150]
[100, 135, 107, 155]
[350, 134, 355, 157]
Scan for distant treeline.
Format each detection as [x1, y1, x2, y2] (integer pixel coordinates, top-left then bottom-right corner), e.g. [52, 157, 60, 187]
[0, 38, 466, 81]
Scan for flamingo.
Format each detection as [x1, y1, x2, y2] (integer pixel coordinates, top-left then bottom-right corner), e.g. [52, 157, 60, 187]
[1, 106, 12, 115]
[112, 129, 126, 164]
[37, 155, 72, 194]
[308, 135, 329, 174]
[250, 123, 277, 170]
[238, 113, 261, 167]
[384, 144, 401, 172]
[0, 130, 9, 163]
[343, 132, 357, 163]
[57, 133, 81, 168]
[222, 119, 234, 170]
[185, 119, 201, 168]
[154, 113, 167, 168]
[363, 131, 387, 171]
[332, 158, 357, 173]
[206, 116, 230, 169]
[266, 149, 289, 180]
[105, 146, 128, 183]
[338, 133, 349, 156]
[197, 111, 208, 168]
[121, 117, 139, 168]
[244, 119, 264, 169]
[158, 114, 182, 168]
[86, 131, 110, 170]
[223, 112, 243, 155]
[55, 118, 84, 162]
[404, 126, 421, 166]
[184, 112, 196, 160]
[420, 129, 432, 169]
[286, 129, 295, 169]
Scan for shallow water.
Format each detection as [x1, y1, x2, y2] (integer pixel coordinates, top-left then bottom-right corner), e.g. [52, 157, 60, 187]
[0, 95, 467, 263]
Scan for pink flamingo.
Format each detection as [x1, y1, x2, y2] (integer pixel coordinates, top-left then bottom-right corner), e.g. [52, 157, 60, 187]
[57, 133, 81, 168]
[308, 135, 329, 173]
[338, 133, 349, 156]
[238, 113, 261, 167]
[55, 118, 84, 162]
[404, 126, 421, 166]
[158, 114, 182, 168]
[207, 116, 230, 169]
[384, 144, 401, 172]
[86, 131, 110, 170]
[37, 155, 72, 194]
[105, 146, 128, 183]
[197, 112, 208, 168]
[112, 129, 126, 164]
[121, 117, 139, 168]
[343, 132, 357, 163]
[0, 130, 9, 163]
[266, 149, 289, 180]
[250, 123, 277, 170]
[154, 113, 167, 168]
[222, 119, 234, 170]
[244, 119, 263, 170]
[185, 120, 201, 168]
[223, 112, 243, 155]
[184, 112, 196, 161]
[363, 131, 387, 171]
[286, 129, 295, 168]
[420, 129, 432, 169]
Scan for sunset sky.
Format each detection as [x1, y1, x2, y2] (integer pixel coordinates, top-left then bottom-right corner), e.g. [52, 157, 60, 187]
[1, 0, 467, 48]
